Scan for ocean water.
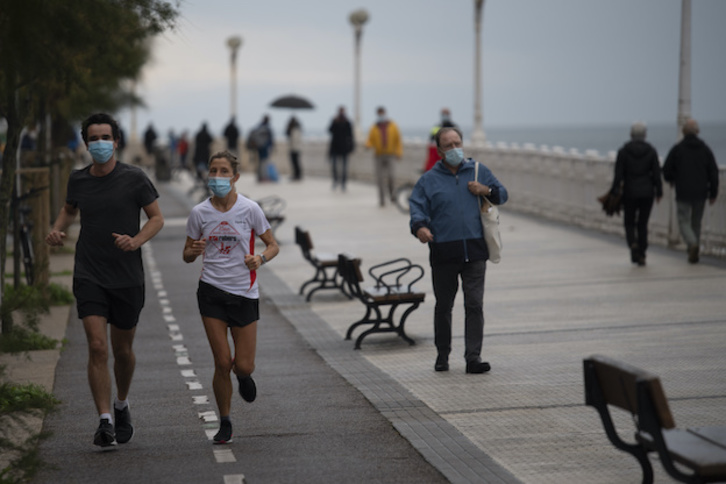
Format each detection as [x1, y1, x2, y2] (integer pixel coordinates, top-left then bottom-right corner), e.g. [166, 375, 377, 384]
[407, 122, 726, 166]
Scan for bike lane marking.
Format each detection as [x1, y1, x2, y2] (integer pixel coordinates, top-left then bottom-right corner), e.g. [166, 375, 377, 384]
[143, 244, 244, 476]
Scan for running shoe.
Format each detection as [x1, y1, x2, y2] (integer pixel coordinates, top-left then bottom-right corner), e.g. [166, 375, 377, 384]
[114, 405, 134, 444]
[93, 418, 117, 448]
[213, 419, 233, 444]
[237, 374, 256, 402]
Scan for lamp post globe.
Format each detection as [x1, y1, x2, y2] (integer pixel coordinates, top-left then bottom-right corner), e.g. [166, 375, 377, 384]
[226, 36, 243, 119]
[349, 9, 369, 143]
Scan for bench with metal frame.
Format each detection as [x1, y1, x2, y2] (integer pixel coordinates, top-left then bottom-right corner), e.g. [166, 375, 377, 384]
[294, 226, 348, 301]
[338, 253, 425, 350]
[256, 195, 286, 236]
[584, 355, 726, 484]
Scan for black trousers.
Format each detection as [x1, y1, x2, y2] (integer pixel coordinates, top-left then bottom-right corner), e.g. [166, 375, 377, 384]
[623, 197, 654, 255]
[431, 260, 486, 363]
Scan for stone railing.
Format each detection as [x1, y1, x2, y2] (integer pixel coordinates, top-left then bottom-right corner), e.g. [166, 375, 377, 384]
[268, 138, 726, 258]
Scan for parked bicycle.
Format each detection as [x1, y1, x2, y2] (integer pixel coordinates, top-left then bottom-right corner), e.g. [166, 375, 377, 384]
[11, 188, 44, 286]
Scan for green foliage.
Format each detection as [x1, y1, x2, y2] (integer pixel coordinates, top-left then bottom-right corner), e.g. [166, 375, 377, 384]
[0, 283, 67, 353]
[47, 283, 73, 306]
[0, 326, 58, 354]
[0, 383, 60, 417]
[0, 380, 59, 484]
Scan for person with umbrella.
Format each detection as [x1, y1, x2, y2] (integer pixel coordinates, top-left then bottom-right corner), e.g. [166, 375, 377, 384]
[286, 116, 303, 181]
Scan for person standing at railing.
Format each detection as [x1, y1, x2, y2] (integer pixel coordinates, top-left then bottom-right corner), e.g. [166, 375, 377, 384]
[663, 118, 719, 264]
[366, 106, 403, 207]
[409, 127, 508, 374]
[610, 122, 662, 266]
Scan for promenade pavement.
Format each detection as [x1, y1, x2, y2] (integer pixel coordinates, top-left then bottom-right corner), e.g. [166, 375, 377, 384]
[6, 166, 725, 483]
[194, 170, 726, 484]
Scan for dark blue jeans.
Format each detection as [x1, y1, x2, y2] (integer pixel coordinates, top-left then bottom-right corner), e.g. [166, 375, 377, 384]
[431, 259, 486, 363]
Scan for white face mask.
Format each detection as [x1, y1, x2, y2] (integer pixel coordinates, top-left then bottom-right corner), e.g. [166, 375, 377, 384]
[444, 147, 464, 167]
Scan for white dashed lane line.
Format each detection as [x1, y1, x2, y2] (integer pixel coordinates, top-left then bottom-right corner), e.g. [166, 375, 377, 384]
[143, 244, 245, 482]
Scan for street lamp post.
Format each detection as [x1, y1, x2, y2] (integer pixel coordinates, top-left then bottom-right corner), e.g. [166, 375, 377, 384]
[226, 36, 243, 120]
[669, 0, 692, 246]
[471, 0, 487, 146]
[349, 9, 369, 143]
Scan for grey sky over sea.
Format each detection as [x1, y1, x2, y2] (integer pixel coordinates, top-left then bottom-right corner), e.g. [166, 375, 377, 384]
[128, 0, 726, 150]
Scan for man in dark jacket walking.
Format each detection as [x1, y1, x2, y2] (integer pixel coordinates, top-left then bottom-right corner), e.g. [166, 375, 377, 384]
[662, 118, 719, 263]
[610, 122, 662, 266]
[409, 127, 508, 374]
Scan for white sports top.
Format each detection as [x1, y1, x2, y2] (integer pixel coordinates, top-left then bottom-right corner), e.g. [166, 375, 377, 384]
[186, 194, 271, 298]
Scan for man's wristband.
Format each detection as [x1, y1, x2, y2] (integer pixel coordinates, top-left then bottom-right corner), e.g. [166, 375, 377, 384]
[260, 254, 268, 265]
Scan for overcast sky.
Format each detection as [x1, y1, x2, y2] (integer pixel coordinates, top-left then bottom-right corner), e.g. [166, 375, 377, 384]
[125, 0, 726, 139]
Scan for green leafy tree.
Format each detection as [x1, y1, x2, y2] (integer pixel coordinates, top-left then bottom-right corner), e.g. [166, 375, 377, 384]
[0, 0, 179, 333]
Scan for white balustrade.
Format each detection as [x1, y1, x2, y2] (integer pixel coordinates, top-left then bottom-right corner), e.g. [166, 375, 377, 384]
[267, 139, 725, 258]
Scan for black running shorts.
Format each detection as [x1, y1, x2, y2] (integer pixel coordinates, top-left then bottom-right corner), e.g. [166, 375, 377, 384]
[197, 281, 259, 328]
[74, 278, 145, 330]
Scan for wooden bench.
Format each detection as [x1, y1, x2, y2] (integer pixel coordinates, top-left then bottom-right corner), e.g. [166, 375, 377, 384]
[584, 355, 726, 484]
[338, 253, 425, 350]
[256, 195, 286, 236]
[294, 226, 348, 301]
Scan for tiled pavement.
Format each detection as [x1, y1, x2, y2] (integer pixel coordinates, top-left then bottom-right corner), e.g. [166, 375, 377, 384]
[169, 170, 726, 484]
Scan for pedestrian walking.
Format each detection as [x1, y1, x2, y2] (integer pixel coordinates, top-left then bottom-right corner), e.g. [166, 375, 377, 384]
[193, 122, 213, 182]
[246, 115, 275, 182]
[662, 118, 719, 263]
[223, 117, 240, 156]
[45, 112, 165, 448]
[183, 150, 279, 444]
[609, 122, 663, 266]
[143, 123, 157, 156]
[286, 116, 303, 181]
[409, 127, 508, 374]
[328, 106, 354, 191]
[424, 108, 458, 172]
[366, 106, 402, 206]
[177, 131, 190, 171]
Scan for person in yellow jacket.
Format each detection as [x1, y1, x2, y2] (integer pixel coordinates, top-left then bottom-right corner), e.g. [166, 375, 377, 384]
[366, 106, 403, 207]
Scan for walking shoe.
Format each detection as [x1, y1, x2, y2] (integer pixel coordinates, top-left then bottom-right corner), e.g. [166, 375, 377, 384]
[465, 360, 491, 374]
[93, 418, 117, 448]
[213, 419, 233, 444]
[434, 355, 449, 372]
[688, 245, 699, 264]
[114, 406, 134, 444]
[237, 374, 257, 403]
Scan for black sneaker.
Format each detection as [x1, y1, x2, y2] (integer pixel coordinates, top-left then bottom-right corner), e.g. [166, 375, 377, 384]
[114, 406, 134, 444]
[213, 419, 233, 444]
[93, 418, 117, 448]
[237, 374, 257, 403]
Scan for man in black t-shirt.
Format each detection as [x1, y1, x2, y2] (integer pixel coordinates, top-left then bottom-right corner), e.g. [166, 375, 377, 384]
[46, 113, 165, 449]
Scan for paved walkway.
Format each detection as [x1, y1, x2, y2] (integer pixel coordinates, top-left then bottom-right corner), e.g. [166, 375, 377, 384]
[164, 170, 726, 484]
[10, 166, 725, 483]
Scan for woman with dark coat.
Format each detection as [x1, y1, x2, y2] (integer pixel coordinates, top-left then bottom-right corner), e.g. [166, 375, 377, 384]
[328, 106, 354, 191]
[610, 122, 663, 266]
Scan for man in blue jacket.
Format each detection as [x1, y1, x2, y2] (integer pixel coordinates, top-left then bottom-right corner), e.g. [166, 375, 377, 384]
[409, 127, 508, 374]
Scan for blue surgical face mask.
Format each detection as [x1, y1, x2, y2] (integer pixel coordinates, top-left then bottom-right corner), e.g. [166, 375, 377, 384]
[444, 147, 464, 167]
[208, 177, 233, 198]
[377, 115, 387, 124]
[88, 140, 115, 164]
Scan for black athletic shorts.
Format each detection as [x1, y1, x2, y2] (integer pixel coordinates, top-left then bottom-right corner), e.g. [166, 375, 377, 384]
[74, 278, 145, 330]
[197, 281, 259, 328]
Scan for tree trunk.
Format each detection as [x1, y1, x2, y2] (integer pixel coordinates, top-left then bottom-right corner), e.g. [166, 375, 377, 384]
[1, 89, 21, 334]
